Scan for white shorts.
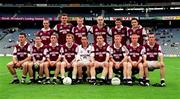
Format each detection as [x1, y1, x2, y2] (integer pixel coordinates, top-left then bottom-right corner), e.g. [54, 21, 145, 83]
[95, 61, 108, 67]
[78, 60, 90, 66]
[147, 61, 158, 68]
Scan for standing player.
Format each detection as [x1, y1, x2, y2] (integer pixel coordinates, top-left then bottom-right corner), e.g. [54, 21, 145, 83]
[128, 18, 147, 45]
[72, 17, 91, 45]
[27, 36, 46, 84]
[89, 16, 111, 43]
[7, 33, 31, 84]
[111, 18, 129, 45]
[44, 34, 61, 84]
[108, 34, 128, 84]
[143, 33, 165, 86]
[76, 35, 93, 83]
[54, 14, 73, 45]
[90, 35, 110, 84]
[127, 33, 145, 85]
[61, 33, 78, 84]
[36, 19, 54, 45]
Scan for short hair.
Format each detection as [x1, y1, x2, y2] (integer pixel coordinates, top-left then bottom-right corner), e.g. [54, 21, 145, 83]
[81, 35, 88, 39]
[96, 34, 104, 38]
[114, 34, 122, 38]
[148, 33, 156, 37]
[131, 18, 139, 23]
[66, 33, 74, 40]
[43, 19, 49, 23]
[51, 33, 58, 39]
[19, 32, 26, 38]
[61, 13, 68, 17]
[116, 18, 122, 22]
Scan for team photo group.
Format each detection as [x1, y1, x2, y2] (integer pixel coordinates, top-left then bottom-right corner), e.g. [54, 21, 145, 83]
[6, 14, 166, 87]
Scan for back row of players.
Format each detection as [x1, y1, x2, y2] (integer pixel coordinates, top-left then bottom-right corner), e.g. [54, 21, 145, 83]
[7, 14, 165, 86]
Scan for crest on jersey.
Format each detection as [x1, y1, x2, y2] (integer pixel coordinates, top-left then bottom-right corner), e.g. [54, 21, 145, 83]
[82, 28, 85, 31]
[95, 28, 98, 32]
[65, 49, 67, 52]
[114, 31, 117, 34]
[75, 29, 78, 32]
[49, 48, 51, 51]
[147, 48, 149, 51]
[17, 48, 20, 52]
[103, 28, 106, 31]
[154, 48, 157, 51]
[96, 48, 99, 51]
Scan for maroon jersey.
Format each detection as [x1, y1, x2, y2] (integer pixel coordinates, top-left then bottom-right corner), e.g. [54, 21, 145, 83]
[54, 23, 73, 45]
[90, 25, 110, 43]
[111, 26, 129, 45]
[127, 44, 144, 61]
[13, 42, 30, 61]
[92, 43, 109, 62]
[144, 43, 162, 61]
[110, 44, 126, 62]
[128, 26, 147, 45]
[61, 43, 78, 63]
[72, 25, 90, 45]
[31, 44, 46, 61]
[45, 43, 61, 61]
[37, 28, 54, 45]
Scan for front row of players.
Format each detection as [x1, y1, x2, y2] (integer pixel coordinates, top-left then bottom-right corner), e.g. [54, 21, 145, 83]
[7, 32, 165, 86]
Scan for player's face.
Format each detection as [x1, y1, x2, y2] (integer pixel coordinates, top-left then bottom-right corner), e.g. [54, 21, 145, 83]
[43, 20, 50, 28]
[18, 35, 26, 43]
[81, 37, 88, 45]
[131, 20, 139, 28]
[35, 37, 42, 45]
[97, 17, 104, 25]
[131, 35, 138, 43]
[66, 36, 73, 43]
[114, 35, 122, 44]
[97, 36, 104, 44]
[115, 21, 122, 27]
[61, 16, 68, 24]
[148, 35, 156, 44]
[50, 35, 57, 44]
[77, 18, 84, 26]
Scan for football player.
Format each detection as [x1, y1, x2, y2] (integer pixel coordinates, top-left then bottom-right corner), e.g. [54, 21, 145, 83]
[90, 35, 110, 84]
[127, 33, 145, 85]
[27, 36, 46, 84]
[7, 33, 31, 84]
[44, 34, 61, 84]
[61, 33, 78, 84]
[143, 33, 165, 86]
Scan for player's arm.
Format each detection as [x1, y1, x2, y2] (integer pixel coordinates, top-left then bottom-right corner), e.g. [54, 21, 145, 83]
[12, 47, 18, 64]
[90, 46, 95, 63]
[158, 46, 164, 64]
[105, 46, 110, 62]
[120, 46, 128, 63]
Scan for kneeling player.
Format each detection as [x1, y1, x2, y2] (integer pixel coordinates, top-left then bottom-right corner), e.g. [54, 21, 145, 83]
[7, 33, 31, 84]
[76, 36, 93, 83]
[90, 35, 110, 84]
[44, 34, 61, 84]
[143, 33, 165, 86]
[127, 33, 145, 85]
[109, 34, 128, 84]
[61, 33, 78, 84]
[27, 36, 46, 84]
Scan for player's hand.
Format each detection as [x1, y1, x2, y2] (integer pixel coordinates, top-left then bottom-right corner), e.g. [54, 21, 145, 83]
[115, 63, 119, 68]
[134, 62, 138, 66]
[16, 62, 21, 67]
[67, 63, 71, 68]
[50, 61, 55, 66]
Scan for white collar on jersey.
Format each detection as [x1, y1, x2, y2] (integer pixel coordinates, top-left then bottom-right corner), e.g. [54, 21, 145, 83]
[49, 43, 58, 47]
[147, 41, 155, 48]
[80, 44, 90, 49]
[113, 43, 122, 49]
[132, 25, 143, 30]
[41, 28, 51, 31]
[130, 43, 140, 48]
[115, 25, 123, 29]
[96, 42, 106, 47]
[35, 43, 44, 48]
[66, 42, 74, 48]
[18, 41, 27, 47]
[77, 25, 84, 28]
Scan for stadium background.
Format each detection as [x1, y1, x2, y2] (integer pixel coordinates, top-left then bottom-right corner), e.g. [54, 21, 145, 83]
[0, 0, 180, 99]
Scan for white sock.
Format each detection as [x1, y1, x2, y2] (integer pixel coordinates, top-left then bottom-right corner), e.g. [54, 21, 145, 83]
[72, 75, 76, 79]
[91, 77, 95, 79]
[101, 76, 105, 80]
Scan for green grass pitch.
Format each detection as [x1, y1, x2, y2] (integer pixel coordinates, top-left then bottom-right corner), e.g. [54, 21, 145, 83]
[0, 57, 180, 99]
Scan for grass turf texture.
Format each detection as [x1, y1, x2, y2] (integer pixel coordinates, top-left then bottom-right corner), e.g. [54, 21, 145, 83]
[0, 57, 180, 99]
